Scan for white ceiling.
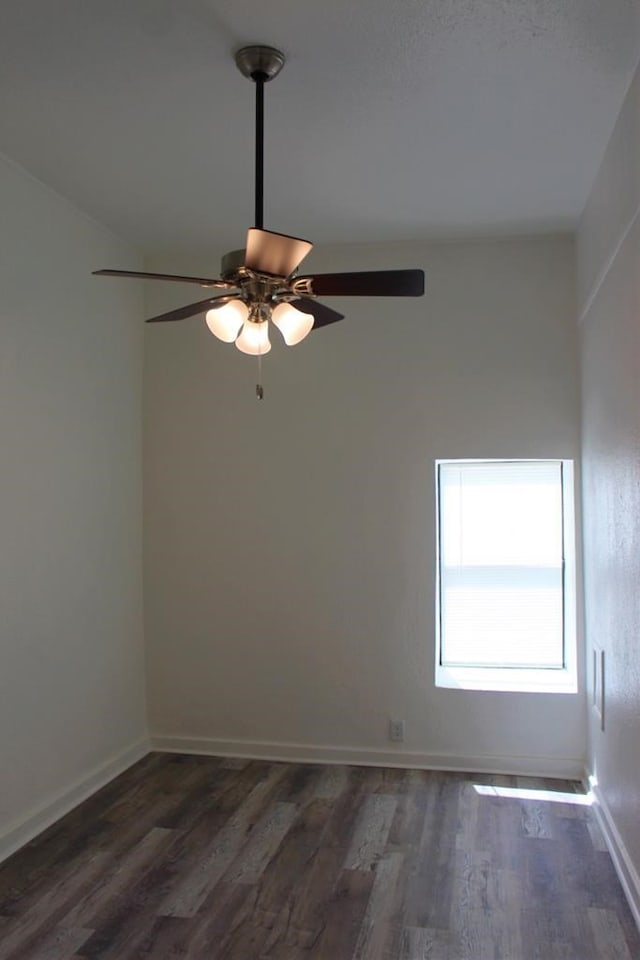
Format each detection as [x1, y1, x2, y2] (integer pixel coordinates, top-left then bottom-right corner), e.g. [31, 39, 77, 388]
[0, 0, 639, 253]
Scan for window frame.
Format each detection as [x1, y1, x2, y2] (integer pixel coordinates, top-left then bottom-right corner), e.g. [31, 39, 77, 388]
[434, 458, 578, 694]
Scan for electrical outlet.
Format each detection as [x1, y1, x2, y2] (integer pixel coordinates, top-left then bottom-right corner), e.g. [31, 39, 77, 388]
[389, 719, 405, 742]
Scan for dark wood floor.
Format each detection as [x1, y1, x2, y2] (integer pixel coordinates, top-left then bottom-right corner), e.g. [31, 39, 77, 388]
[0, 754, 638, 959]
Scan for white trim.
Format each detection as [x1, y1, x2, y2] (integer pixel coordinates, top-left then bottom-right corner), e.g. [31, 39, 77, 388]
[435, 663, 578, 693]
[578, 202, 640, 327]
[589, 776, 640, 931]
[0, 737, 150, 865]
[151, 734, 583, 780]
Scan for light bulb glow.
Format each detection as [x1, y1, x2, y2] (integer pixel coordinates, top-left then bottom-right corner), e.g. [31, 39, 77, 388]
[235, 318, 271, 355]
[271, 302, 314, 346]
[205, 299, 248, 342]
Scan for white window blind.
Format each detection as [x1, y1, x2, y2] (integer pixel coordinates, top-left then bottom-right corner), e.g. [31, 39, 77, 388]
[437, 460, 565, 670]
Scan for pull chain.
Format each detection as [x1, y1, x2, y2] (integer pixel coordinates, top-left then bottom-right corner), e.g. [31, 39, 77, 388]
[256, 351, 264, 400]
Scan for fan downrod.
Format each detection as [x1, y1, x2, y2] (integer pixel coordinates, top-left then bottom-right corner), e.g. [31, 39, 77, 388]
[235, 45, 285, 82]
[235, 45, 285, 232]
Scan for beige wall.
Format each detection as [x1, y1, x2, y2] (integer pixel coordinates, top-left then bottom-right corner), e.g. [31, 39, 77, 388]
[578, 63, 640, 923]
[0, 154, 147, 860]
[144, 234, 584, 776]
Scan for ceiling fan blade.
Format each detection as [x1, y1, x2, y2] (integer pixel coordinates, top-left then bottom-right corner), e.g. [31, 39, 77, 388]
[245, 228, 313, 277]
[93, 269, 234, 289]
[146, 295, 234, 324]
[293, 269, 425, 298]
[291, 297, 344, 330]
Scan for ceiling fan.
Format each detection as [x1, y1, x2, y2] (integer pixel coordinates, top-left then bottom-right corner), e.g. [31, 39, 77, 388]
[94, 45, 425, 397]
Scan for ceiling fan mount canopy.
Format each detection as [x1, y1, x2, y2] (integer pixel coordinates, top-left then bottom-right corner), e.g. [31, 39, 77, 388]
[234, 45, 285, 83]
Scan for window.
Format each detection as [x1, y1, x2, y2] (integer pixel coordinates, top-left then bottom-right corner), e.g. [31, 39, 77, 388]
[435, 459, 577, 693]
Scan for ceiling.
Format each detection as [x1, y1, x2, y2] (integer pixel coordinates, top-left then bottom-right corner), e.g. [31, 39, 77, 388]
[0, 0, 639, 253]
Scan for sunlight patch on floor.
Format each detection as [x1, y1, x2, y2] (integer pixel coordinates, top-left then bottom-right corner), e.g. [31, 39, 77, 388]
[473, 784, 593, 805]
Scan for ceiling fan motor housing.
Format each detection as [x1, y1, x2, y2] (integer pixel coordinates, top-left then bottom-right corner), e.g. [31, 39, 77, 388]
[221, 249, 247, 279]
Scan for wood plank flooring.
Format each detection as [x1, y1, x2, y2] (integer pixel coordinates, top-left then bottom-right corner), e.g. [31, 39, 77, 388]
[0, 754, 638, 959]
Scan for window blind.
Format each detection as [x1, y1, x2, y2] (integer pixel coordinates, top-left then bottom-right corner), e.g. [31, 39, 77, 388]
[438, 460, 564, 669]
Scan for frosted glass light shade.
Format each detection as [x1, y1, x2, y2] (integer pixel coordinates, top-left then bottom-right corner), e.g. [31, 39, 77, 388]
[271, 302, 314, 346]
[235, 318, 271, 355]
[205, 299, 248, 342]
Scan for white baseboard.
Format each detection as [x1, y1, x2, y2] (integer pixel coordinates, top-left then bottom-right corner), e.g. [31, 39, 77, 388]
[151, 734, 584, 780]
[0, 737, 150, 865]
[589, 776, 640, 931]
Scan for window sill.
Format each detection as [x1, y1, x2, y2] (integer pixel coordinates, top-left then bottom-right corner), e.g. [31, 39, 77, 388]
[435, 664, 578, 694]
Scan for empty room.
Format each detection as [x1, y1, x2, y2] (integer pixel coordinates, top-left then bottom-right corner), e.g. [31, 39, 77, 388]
[1, 2, 639, 958]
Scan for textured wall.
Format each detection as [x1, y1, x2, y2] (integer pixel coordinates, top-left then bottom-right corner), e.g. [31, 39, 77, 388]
[578, 63, 640, 916]
[0, 154, 147, 855]
[144, 234, 584, 775]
